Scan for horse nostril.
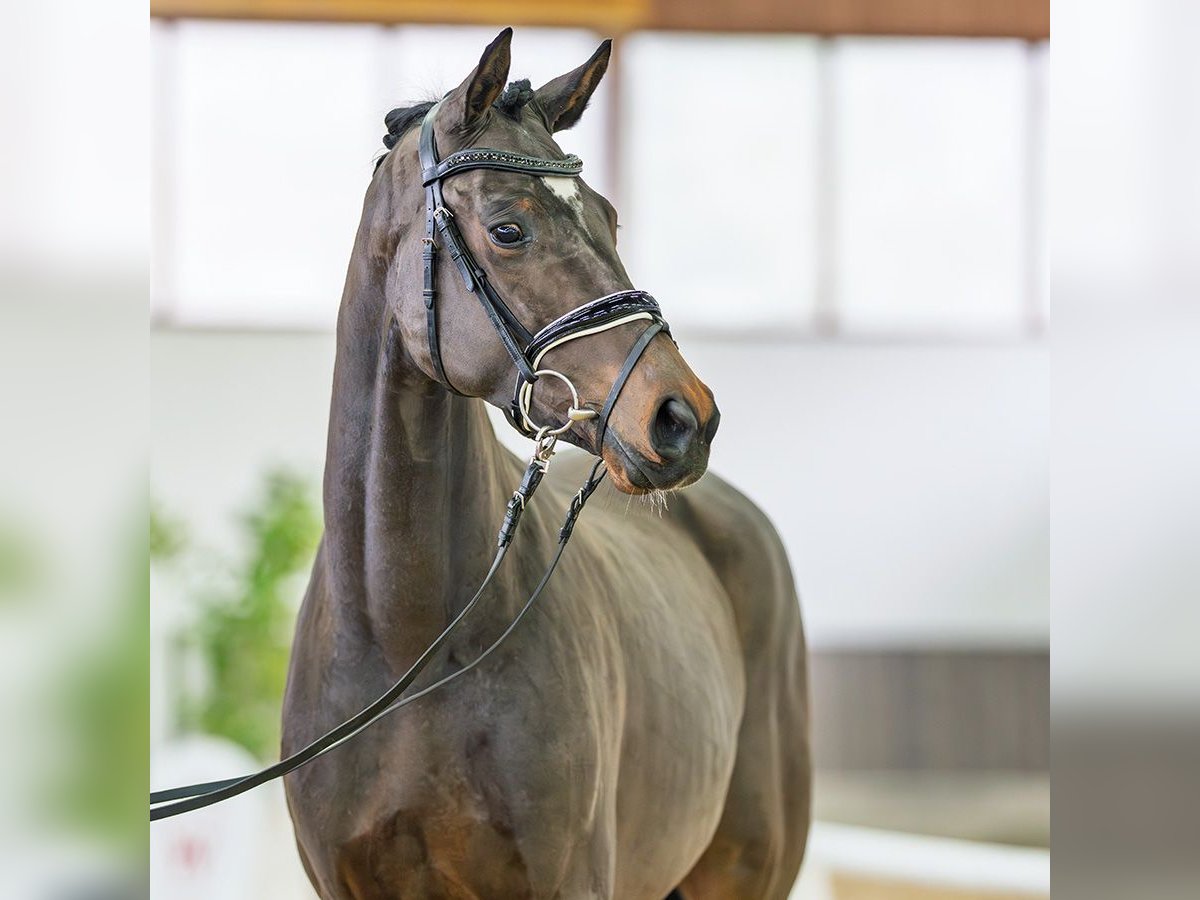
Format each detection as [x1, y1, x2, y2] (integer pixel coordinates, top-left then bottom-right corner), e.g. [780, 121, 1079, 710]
[652, 398, 699, 462]
[704, 407, 721, 445]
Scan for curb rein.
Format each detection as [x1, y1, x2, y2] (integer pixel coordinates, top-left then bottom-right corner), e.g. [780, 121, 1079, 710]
[151, 100, 671, 820]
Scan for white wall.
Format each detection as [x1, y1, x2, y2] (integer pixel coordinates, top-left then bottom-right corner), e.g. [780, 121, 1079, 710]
[153, 21, 613, 328]
[153, 24, 1048, 338]
[151, 329, 1048, 648]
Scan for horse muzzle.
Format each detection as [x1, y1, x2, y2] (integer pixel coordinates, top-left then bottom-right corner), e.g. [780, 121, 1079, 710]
[603, 393, 719, 494]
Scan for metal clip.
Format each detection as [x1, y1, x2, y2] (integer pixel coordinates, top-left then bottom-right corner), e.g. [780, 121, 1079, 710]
[533, 426, 558, 467]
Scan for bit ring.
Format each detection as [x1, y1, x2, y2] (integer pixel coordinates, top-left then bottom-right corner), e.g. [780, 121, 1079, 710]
[518, 369, 597, 438]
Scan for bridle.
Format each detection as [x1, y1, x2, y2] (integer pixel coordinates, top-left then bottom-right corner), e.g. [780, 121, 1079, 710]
[417, 100, 670, 450]
[151, 100, 672, 820]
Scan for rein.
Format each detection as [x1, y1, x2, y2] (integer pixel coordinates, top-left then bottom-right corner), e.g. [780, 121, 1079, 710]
[152, 449, 605, 820]
[150, 100, 670, 821]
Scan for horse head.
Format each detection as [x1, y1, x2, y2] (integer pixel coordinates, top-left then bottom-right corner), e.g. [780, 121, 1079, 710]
[374, 29, 719, 494]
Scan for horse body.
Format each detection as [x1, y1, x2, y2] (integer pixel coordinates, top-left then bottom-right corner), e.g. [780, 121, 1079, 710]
[282, 29, 809, 899]
[284, 391, 806, 899]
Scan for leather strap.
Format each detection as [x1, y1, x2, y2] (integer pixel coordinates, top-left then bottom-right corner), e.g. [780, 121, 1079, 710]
[421, 106, 459, 392]
[420, 103, 538, 386]
[430, 205, 537, 380]
[423, 148, 582, 185]
[594, 321, 665, 452]
[524, 290, 662, 362]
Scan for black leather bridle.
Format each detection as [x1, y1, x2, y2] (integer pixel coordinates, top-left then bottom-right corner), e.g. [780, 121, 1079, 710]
[417, 100, 669, 449]
[150, 101, 672, 821]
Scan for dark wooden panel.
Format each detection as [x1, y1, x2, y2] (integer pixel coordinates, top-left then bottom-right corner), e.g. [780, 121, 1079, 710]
[150, 0, 1049, 39]
[809, 648, 1049, 771]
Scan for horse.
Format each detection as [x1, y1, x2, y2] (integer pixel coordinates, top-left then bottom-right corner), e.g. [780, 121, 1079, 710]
[281, 29, 811, 900]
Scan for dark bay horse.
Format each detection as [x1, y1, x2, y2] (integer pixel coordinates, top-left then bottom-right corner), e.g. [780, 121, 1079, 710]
[282, 29, 810, 899]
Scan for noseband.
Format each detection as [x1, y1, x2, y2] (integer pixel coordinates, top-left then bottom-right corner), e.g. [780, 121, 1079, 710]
[418, 100, 669, 450]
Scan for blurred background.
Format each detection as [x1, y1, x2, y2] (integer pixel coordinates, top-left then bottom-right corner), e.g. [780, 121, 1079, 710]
[147, 2, 1050, 898]
[1, 0, 1192, 898]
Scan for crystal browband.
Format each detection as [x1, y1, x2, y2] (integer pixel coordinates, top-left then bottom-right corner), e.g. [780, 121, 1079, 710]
[423, 149, 584, 186]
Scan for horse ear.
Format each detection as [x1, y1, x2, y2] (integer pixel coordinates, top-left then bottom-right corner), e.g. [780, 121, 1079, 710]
[534, 40, 612, 133]
[444, 27, 513, 131]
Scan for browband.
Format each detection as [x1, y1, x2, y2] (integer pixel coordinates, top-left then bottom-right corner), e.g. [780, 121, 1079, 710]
[423, 149, 583, 186]
[417, 100, 670, 452]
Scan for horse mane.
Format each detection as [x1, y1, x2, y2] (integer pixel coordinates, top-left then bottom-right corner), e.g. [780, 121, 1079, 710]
[381, 101, 436, 151]
[377, 79, 535, 169]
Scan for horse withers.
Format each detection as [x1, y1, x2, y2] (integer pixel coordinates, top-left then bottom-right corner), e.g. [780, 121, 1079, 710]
[282, 29, 811, 900]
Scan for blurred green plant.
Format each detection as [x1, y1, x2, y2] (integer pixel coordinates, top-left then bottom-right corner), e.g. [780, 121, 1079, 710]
[0, 516, 40, 604]
[167, 469, 321, 761]
[52, 507, 149, 857]
[149, 499, 186, 562]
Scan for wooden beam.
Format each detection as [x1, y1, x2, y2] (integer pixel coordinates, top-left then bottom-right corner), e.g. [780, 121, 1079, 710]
[150, 0, 1049, 40]
[150, 0, 649, 32]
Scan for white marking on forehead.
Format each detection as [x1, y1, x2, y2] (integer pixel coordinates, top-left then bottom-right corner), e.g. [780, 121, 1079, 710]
[541, 176, 587, 227]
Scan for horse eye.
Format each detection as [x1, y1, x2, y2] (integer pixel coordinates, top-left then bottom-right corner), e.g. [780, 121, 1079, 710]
[489, 223, 524, 245]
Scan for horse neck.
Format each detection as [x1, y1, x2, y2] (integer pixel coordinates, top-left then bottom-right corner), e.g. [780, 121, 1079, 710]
[321, 224, 512, 668]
